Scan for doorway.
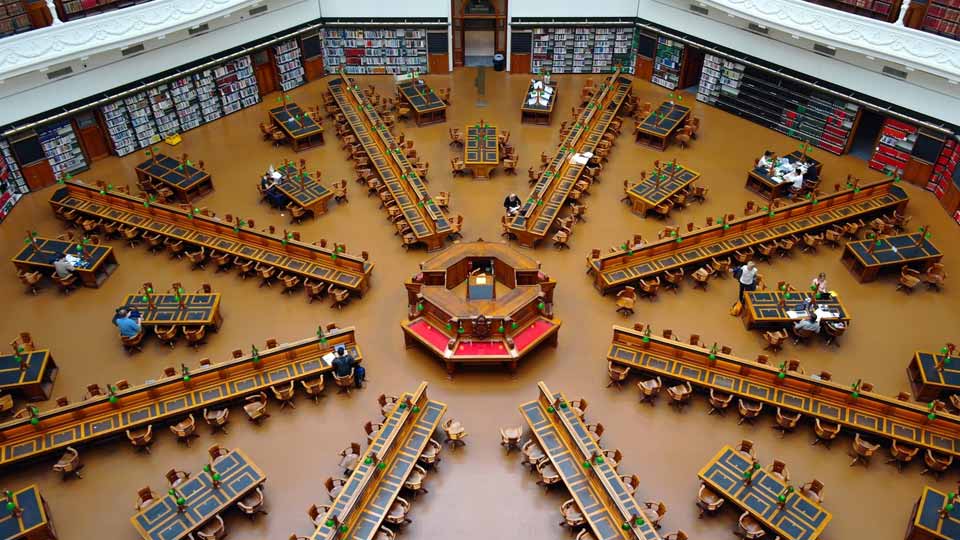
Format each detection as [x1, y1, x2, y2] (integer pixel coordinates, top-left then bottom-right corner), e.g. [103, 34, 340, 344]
[849, 109, 884, 162]
[465, 18, 496, 67]
[452, 0, 506, 67]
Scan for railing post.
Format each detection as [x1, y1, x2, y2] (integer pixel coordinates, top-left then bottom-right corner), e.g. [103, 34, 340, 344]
[45, 0, 63, 25]
[896, 0, 911, 25]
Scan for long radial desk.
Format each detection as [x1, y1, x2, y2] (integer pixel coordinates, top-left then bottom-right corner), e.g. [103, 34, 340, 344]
[329, 74, 453, 251]
[587, 179, 909, 294]
[520, 381, 662, 540]
[606, 325, 960, 457]
[49, 181, 372, 296]
[309, 382, 446, 540]
[507, 69, 633, 247]
[0, 328, 362, 469]
[841, 232, 942, 283]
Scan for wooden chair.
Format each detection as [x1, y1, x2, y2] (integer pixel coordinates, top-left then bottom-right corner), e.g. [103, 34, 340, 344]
[378, 394, 399, 417]
[443, 418, 468, 447]
[243, 392, 270, 423]
[165, 468, 190, 488]
[449, 128, 464, 146]
[403, 464, 429, 497]
[121, 328, 145, 354]
[800, 479, 824, 504]
[560, 499, 586, 528]
[921, 449, 954, 479]
[586, 422, 605, 443]
[126, 425, 154, 453]
[692, 266, 712, 290]
[638, 377, 662, 405]
[304, 279, 327, 304]
[811, 418, 840, 448]
[237, 486, 268, 520]
[736, 512, 765, 539]
[707, 388, 733, 415]
[170, 414, 198, 446]
[821, 321, 845, 346]
[696, 483, 724, 518]
[601, 448, 623, 470]
[448, 215, 464, 239]
[136, 487, 158, 511]
[762, 330, 788, 352]
[801, 232, 823, 253]
[279, 273, 301, 295]
[641, 501, 667, 529]
[504, 156, 518, 175]
[307, 504, 331, 527]
[450, 158, 466, 176]
[823, 226, 843, 248]
[689, 185, 708, 204]
[666, 382, 693, 411]
[203, 407, 229, 434]
[235, 257, 256, 279]
[637, 277, 660, 300]
[17, 270, 42, 295]
[737, 398, 762, 425]
[164, 238, 185, 260]
[886, 440, 920, 472]
[663, 268, 684, 293]
[772, 408, 801, 437]
[196, 515, 226, 540]
[552, 226, 571, 249]
[710, 257, 731, 278]
[333, 369, 355, 395]
[271, 381, 296, 409]
[328, 284, 350, 310]
[521, 439, 546, 469]
[51, 272, 78, 295]
[53, 447, 83, 479]
[615, 286, 636, 316]
[896, 265, 923, 292]
[336, 442, 361, 474]
[500, 426, 523, 452]
[435, 191, 450, 210]
[923, 263, 947, 291]
[385, 497, 413, 527]
[606, 361, 630, 389]
[286, 203, 313, 224]
[735, 440, 757, 463]
[180, 325, 205, 350]
[849, 433, 880, 467]
[420, 438, 442, 467]
[301, 376, 325, 404]
[153, 325, 178, 349]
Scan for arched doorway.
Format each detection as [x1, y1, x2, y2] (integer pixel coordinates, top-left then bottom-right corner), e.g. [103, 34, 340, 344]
[452, 0, 507, 67]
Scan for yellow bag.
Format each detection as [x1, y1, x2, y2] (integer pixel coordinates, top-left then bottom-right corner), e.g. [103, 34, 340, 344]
[729, 301, 743, 316]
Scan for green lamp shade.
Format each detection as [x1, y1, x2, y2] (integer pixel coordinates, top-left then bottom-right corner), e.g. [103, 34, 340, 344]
[635, 518, 645, 526]
[365, 457, 373, 465]
[595, 456, 604, 464]
[851, 391, 859, 399]
[777, 372, 786, 379]
[753, 463, 761, 470]
[213, 473, 221, 481]
[30, 418, 38, 426]
[582, 461, 591, 469]
[183, 375, 191, 382]
[929, 413, 936, 420]
[537, 302, 545, 310]
[203, 465, 211, 473]
[546, 406, 555, 413]
[511, 322, 518, 330]
[559, 402, 568, 409]
[339, 525, 348, 533]
[642, 336, 650, 343]
[326, 519, 335, 527]
[498, 325, 505, 333]
[6, 502, 14, 511]
[457, 327, 465, 334]
[778, 495, 786, 502]
[948, 504, 956, 512]
[708, 354, 716, 360]
[621, 523, 630, 530]
[109, 395, 118, 404]
[412, 406, 420, 413]
[168, 489, 176, 496]
[377, 462, 386, 470]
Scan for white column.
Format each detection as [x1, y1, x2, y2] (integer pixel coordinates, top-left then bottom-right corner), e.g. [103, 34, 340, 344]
[896, 0, 911, 25]
[46, 0, 63, 25]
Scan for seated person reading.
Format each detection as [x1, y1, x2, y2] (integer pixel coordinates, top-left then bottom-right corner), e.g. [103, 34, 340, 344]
[52, 253, 76, 279]
[757, 151, 775, 170]
[115, 309, 143, 338]
[794, 313, 820, 334]
[503, 193, 522, 216]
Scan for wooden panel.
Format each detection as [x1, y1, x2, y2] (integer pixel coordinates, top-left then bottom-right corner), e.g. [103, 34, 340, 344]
[510, 53, 531, 74]
[428, 53, 449, 73]
[634, 56, 654, 82]
[904, 157, 934, 186]
[940, 181, 960, 215]
[21, 160, 55, 191]
[304, 56, 325, 81]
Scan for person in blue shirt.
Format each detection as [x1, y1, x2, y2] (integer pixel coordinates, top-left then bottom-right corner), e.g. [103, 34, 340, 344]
[115, 309, 142, 338]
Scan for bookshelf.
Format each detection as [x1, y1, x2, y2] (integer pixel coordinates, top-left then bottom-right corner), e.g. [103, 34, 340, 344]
[702, 64, 861, 155]
[696, 54, 745, 104]
[147, 85, 181, 139]
[169, 75, 203, 132]
[323, 28, 430, 75]
[194, 69, 223, 123]
[530, 26, 635, 75]
[652, 37, 683, 89]
[275, 39, 306, 92]
[927, 138, 960, 224]
[57, 0, 153, 21]
[37, 121, 88, 178]
[0, 0, 32, 39]
[215, 56, 259, 115]
[922, 0, 960, 40]
[868, 118, 917, 175]
[100, 100, 137, 157]
[124, 91, 160, 149]
[803, 0, 898, 22]
[0, 139, 25, 223]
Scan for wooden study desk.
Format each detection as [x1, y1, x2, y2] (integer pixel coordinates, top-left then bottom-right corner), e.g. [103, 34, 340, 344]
[0, 485, 57, 540]
[131, 449, 265, 540]
[329, 75, 452, 251]
[841, 232, 942, 283]
[136, 154, 213, 203]
[625, 162, 700, 215]
[12, 237, 118, 288]
[0, 328, 360, 468]
[746, 151, 822, 200]
[508, 69, 632, 247]
[464, 124, 499, 179]
[269, 103, 324, 152]
[519, 382, 662, 540]
[402, 241, 561, 373]
[120, 293, 223, 329]
[587, 179, 909, 295]
[397, 81, 447, 126]
[742, 291, 849, 330]
[699, 446, 831, 540]
[520, 80, 557, 125]
[905, 487, 960, 540]
[634, 102, 690, 151]
[309, 382, 446, 540]
[274, 163, 333, 217]
[0, 350, 58, 402]
[907, 351, 960, 402]
[606, 325, 960, 458]
[49, 181, 372, 296]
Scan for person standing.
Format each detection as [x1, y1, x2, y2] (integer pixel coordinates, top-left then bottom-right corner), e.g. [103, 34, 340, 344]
[736, 261, 759, 303]
[811, 272, 829, 299]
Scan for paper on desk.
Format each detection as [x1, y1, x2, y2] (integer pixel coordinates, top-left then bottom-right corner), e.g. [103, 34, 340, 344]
[528, 96, 538, 105]
[532, 80, 543, 90]
[538, 98, 549, 106]
[322, 352, 336, 365]
[570, 153, 589, 165]
[475, 276, 488, 285]
[787, 308, 839, 320]
[542, 86, 554, 96]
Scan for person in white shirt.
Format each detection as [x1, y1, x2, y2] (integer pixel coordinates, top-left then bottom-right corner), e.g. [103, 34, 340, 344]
[811, 272, 829, 299]
[52, 254, 75, 279]
[737, 261, 759, 302]
[757, 151, 775, 170]
[794, 313, 821, 333]
[785, 168, 805, 191]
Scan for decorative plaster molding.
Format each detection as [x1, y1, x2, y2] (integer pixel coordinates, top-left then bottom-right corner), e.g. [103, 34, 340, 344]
[0, 0, 263, 79]
[693, 0, 960, 80]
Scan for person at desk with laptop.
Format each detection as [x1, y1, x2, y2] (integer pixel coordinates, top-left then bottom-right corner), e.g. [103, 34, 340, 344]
[794, 312, 821, 334]
[52, 252, 76, 279]
[261, 166, 290, 209]
[113, 308, 143, 338]
[332, 345, 364, 388]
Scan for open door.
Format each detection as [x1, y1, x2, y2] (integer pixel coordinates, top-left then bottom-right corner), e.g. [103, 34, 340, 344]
[452, 0, 507, 67]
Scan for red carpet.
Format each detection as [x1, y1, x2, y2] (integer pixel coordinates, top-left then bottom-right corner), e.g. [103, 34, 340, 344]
[455, 340, 508, 356]
[408, 320, 450, 350]
[514, 320, 555, 351]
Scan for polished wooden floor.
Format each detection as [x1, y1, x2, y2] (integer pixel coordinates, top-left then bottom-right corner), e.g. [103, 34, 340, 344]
[1, 68, 958, 540]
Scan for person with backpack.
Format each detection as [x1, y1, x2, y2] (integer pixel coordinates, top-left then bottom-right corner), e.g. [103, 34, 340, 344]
[734, 261, 759, 303]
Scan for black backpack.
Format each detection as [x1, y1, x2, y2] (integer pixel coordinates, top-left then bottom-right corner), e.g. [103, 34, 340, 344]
[733, 266, 743, 279]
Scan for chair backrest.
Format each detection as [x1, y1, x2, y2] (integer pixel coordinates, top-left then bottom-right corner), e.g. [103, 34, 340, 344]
[115, 379, 130, 390]
[87, 384, 102, 396]
[138, 487, 153, 503]
[738, 439, 754, 454]
[772, 459, 786, 473]
[266, 338, 278, 349]
[232, 349, 243, 359]
[819, 370, 832, 381]
[163, 366, 176, 377]
[897, 391, 910, 401]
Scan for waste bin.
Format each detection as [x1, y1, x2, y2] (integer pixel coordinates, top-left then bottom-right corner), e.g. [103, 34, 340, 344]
[493, 53, 505, 72]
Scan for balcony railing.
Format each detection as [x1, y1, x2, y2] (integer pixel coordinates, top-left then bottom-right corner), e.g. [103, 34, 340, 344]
[801, 0, 959, 41]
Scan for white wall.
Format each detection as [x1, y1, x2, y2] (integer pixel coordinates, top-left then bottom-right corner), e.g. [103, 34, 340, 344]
[637, 0, 960, 126]
[510, 0, 639, 17]
[0, 0, 320, 126]
[319, 0, 449, 18]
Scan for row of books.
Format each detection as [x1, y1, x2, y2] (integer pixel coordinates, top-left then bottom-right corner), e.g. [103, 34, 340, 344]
[530, 26, 635, 75]
[37, 121, 88, 178]
[275, 40, 305, 92]
[927, 138, 958, 210]
[0, 0, 30, 38]
[868, 118, 917, 175]
[652, 37, 683, 90]
[0, 139, 25, 223]
[697, 54, 746, 104]
[323, 27, 428, 75]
